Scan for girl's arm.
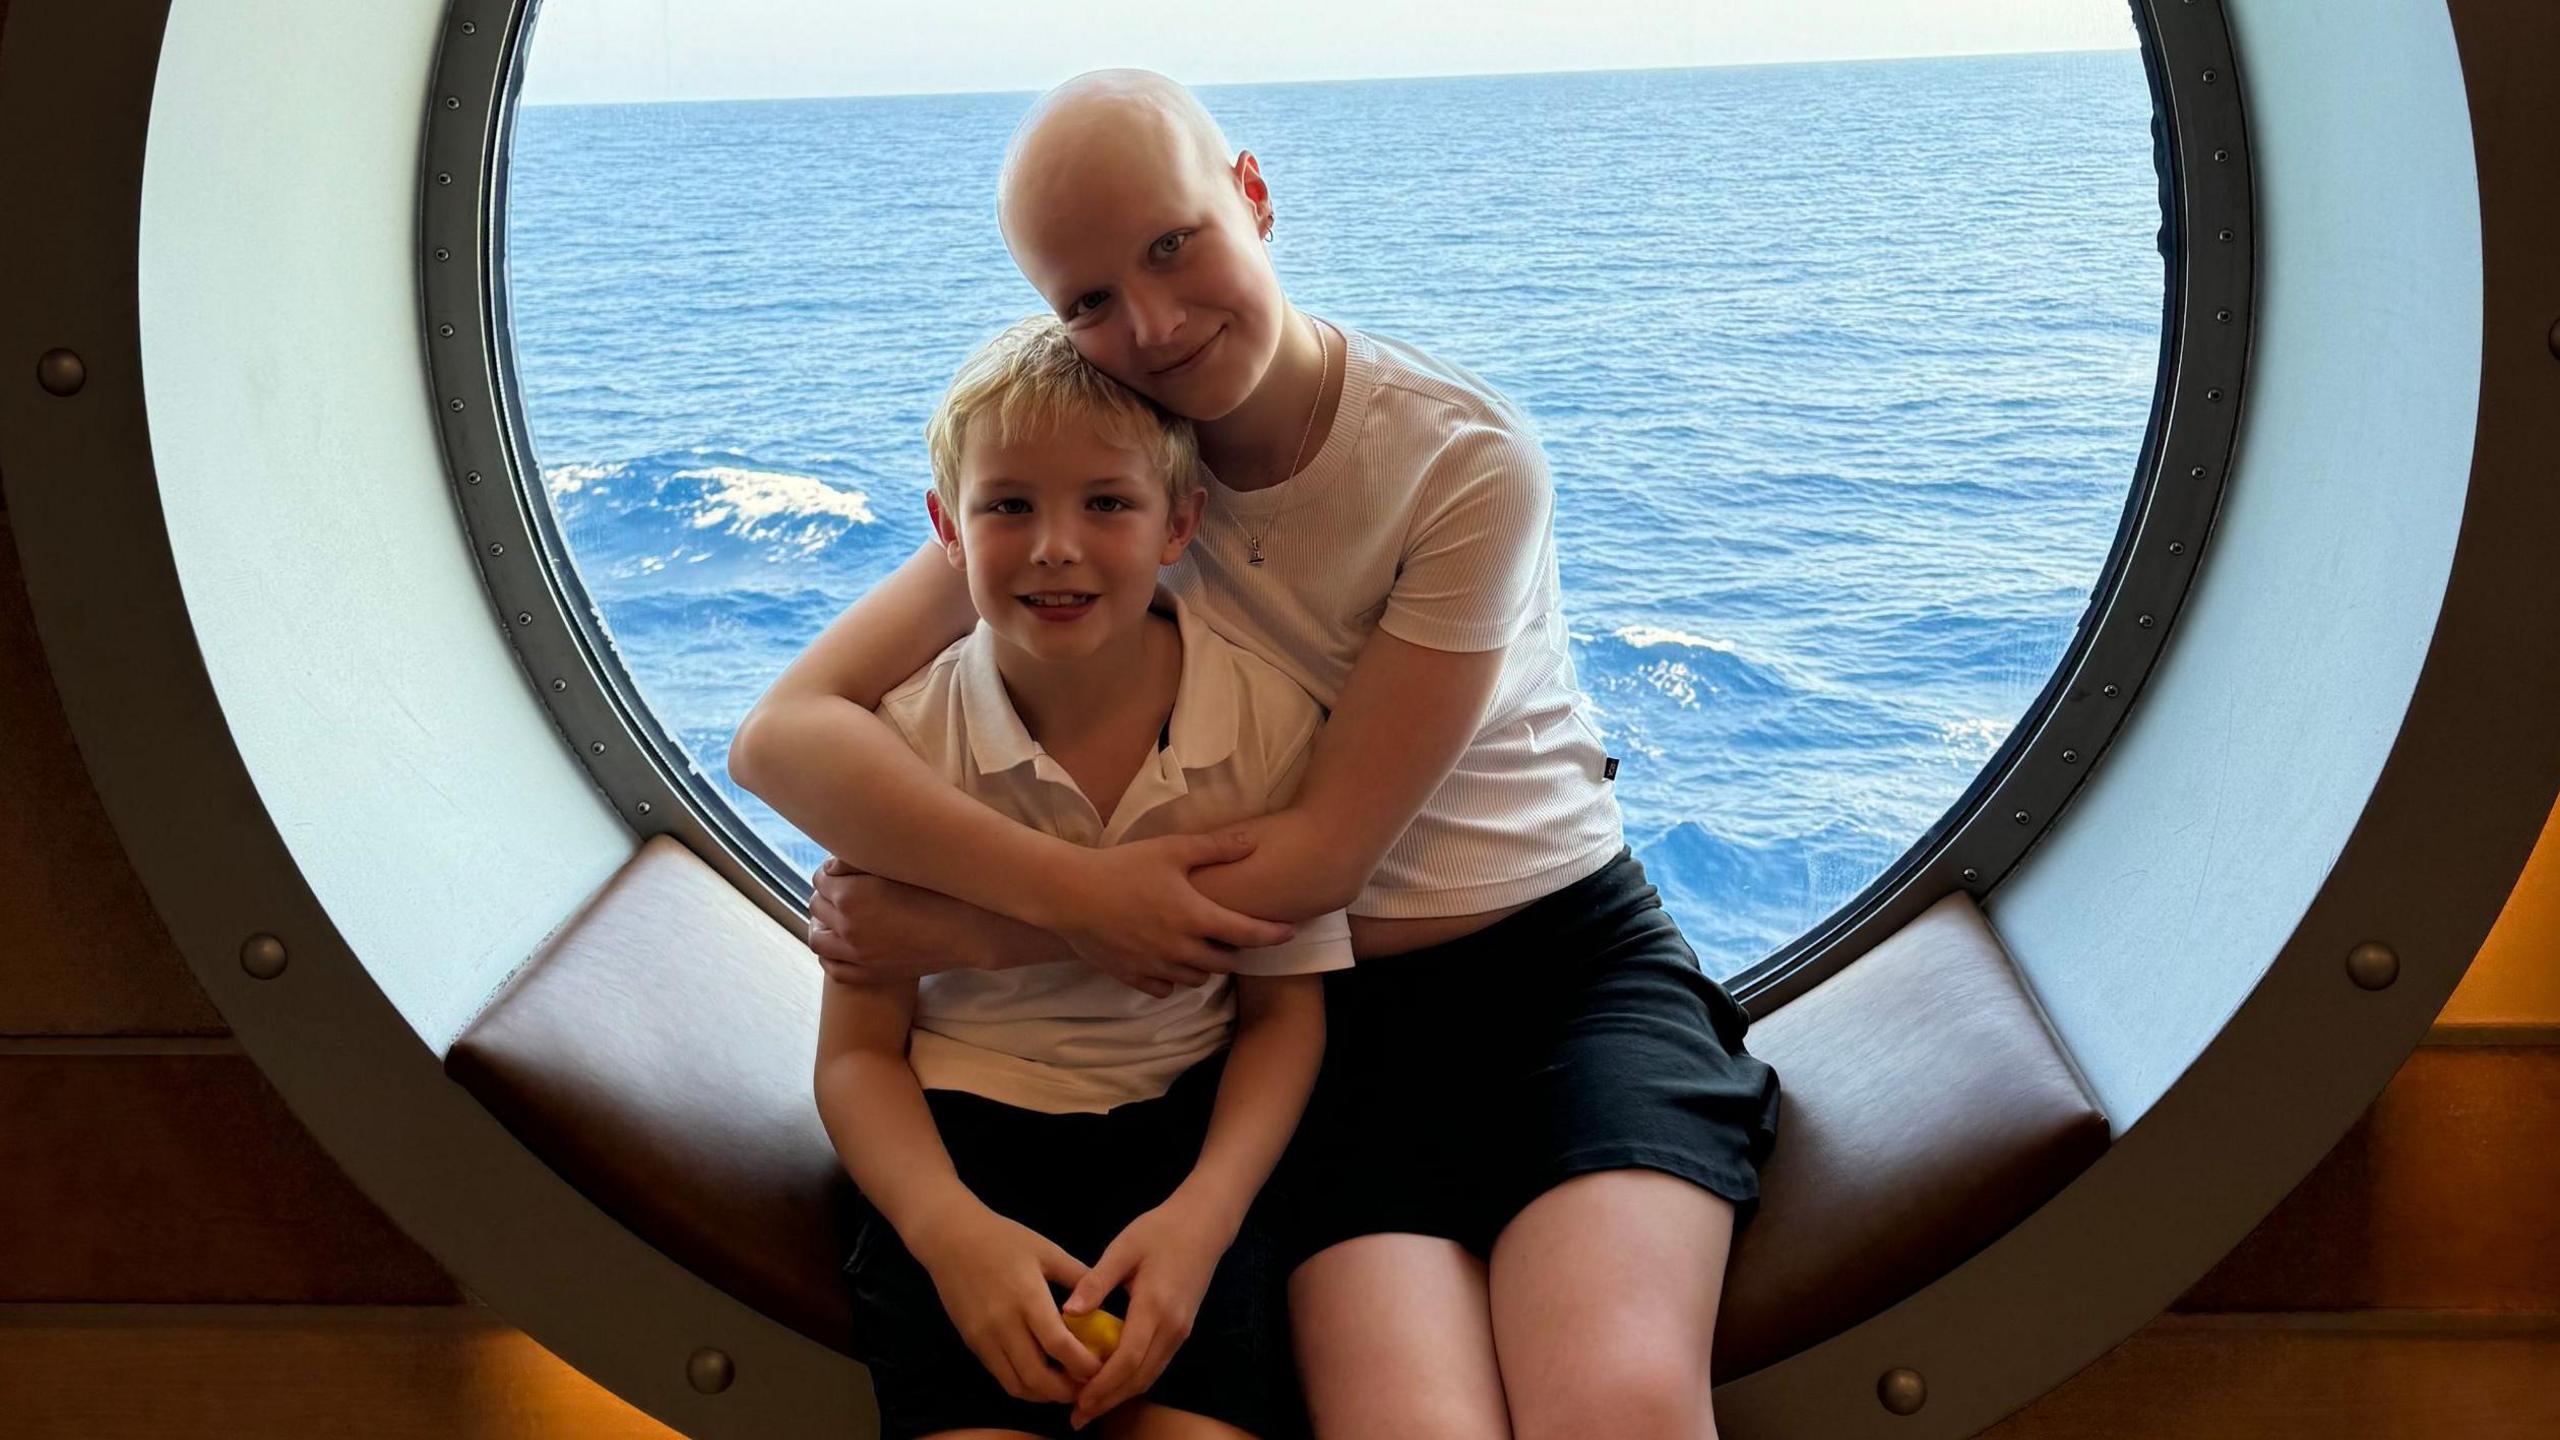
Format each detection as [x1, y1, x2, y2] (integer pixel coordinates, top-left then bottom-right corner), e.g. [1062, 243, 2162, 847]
[732, 540, 1294, 975]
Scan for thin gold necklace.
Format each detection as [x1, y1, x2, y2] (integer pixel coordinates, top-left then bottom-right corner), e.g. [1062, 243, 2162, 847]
[1246, 312, 1330, 568]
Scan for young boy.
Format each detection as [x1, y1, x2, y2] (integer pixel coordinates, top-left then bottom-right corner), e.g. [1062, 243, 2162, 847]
[801, 314, 1348, 1440]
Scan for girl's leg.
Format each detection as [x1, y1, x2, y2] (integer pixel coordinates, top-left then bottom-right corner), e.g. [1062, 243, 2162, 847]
[1098, 1401, 1260, 1439]
[916, 1431, 1050, 1439]
[1486, 1169, 1736, 1440]
[1290, 1233, 1513, 1440]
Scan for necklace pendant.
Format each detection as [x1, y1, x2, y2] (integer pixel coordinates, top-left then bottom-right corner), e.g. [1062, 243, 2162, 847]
[1247, 536, 1265, 567]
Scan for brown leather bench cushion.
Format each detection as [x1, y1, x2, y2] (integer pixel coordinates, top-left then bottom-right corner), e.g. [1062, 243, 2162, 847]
[448, 836, 2108, 1378]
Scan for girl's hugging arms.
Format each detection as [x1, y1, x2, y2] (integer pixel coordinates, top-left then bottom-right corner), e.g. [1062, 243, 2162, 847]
[811, 978, 1103, 1404]
[736, 420, 1545, 983]
[1059, 971, 1327, 1429]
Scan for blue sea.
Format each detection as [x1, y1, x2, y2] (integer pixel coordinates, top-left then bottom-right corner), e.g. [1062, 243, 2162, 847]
[504, 53, 2164, 982]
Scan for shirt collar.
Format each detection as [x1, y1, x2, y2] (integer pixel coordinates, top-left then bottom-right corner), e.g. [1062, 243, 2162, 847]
[954, 585, 1242, 781]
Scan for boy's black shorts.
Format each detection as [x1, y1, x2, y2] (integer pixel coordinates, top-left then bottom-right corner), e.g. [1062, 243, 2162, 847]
[1269, 845, 1783, 1270]
[837, 1050, 1307, 1440]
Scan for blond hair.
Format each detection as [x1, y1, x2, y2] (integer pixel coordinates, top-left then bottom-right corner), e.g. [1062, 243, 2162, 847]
[925, 315, 1203, 513]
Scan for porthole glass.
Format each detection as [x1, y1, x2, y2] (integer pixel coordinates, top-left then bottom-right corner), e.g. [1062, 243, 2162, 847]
[504, 1, 2165, 982]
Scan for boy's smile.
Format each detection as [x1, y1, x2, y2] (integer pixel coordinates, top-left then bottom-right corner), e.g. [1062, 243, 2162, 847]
[929, 412, 1204, 682]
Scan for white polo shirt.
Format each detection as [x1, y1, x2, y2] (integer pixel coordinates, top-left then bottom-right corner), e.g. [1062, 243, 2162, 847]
[876, 589, 1356, 1115]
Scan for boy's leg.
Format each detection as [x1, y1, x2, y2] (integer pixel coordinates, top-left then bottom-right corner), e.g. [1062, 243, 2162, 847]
[1097, 1402, 1260, 1439]
[1485, 1169, 1735, 1440]
[1289, 1233, 1511, 1440]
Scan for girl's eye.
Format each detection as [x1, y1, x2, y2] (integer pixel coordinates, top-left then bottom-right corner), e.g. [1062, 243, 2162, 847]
[1068, 291, 1106, 318]
[1152, 230, 1190, 258]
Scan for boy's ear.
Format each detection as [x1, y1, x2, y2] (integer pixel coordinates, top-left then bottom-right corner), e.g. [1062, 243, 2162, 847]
[1159, 487, 1208, 564]
[925, 490, 967, 570]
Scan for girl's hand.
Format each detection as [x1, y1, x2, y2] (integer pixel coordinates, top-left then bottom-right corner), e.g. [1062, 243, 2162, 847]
[904, 1203, 1103, 1404]
[1059, 1194, 1240, 1429]
[1051, 833, 1298, 997]
[807, 858, 976, 985]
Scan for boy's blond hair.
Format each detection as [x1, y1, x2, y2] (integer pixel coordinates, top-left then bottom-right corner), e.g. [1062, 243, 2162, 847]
[925, 315, 1204, 513]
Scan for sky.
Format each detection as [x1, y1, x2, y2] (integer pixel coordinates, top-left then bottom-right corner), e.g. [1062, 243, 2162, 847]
[518, 0, 2141, 106]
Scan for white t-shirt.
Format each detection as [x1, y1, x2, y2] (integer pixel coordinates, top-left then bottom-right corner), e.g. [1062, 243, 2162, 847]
[876, 589, 1356, 1115]
[1164, 324, 1625, 918]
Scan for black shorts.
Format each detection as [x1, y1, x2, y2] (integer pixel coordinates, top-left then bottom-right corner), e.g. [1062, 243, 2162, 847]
[837, 1050, 1306, 1440]
[1270, 845, 1782, 1269]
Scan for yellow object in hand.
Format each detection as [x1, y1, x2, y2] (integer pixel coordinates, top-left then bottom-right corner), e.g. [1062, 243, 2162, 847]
[1062, 1306, 1123, 1360]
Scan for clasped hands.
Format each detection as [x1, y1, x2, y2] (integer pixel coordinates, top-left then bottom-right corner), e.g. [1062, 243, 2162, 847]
[907, 1186, 1240, 1429]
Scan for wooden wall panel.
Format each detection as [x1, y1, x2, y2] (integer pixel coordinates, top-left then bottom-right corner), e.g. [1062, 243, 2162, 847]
[2174, 1047, 2560, 1313]
[0, 1305, 676, 1440]
[1983, 1315, 2560, 1440]
[0, 1055, 460, 1303]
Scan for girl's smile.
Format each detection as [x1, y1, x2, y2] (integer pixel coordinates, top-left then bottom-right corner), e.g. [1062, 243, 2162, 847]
[1152, 324, 1226, 379]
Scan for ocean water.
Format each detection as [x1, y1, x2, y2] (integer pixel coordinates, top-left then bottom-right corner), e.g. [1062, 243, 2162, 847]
[504, 52, 2164, 981]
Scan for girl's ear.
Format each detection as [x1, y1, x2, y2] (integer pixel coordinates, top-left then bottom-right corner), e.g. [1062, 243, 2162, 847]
[1235, 151, 1271, 236]
[1160, 487, 1208, 563]
[925, 490, 967, 570]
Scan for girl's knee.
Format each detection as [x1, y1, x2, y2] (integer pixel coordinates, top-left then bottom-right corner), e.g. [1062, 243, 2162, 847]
[1097, 1401, 1261, 1440]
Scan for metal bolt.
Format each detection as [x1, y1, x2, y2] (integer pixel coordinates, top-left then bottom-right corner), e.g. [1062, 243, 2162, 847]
[2061, 748, 2079, 764]
[37, 348, 86, 396]
[437, 172, 452, 186]
[2102, 683, 2121, 698]
[434, 246, 451, 262]
[2138, 613, 2155, 628]
[2169, 541, 2186, 555]
[686, 1347, 734, 1394]
[466, 471, 483, 485]
[551, 678, 568, 691]
[2216, 228, 2234, 243]
[438, 323, 456, 338]
[2346, 941, 2400, 991]
[1878, 1366, 1927, 1415]
[2205, 387, 2224, 402]
[589, 740, 607, 756]
[460, 20, 478, 35]
[241, 933, 288, 980]
[488, 542, 504, 556]
[445, 95, 462, 110]
[2215, 308, 2232, 323]
[447, 397, 466, 412]
[2212, 148, 2229, 162]
[2548, 317, 2560, 362]
[2201, 68, 2217, 84]
[1961, 868, 1980, 884]
[2013, 809, 2031, 825]
[516, 611, 533, 625]
[636, 801, 654, 816]
[2189, 465, 2207, 480]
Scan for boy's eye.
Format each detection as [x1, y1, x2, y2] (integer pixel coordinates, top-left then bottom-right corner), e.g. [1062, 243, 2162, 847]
[989, 498, 1030, 515]
[1090, 495, 1131, 512]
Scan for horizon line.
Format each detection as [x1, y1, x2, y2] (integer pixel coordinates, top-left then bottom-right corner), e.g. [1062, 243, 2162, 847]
[519, 44, 2141, 110]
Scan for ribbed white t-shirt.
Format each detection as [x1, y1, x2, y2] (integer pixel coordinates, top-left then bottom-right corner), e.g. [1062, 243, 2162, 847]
[876, 590, 1355, 1115]
[1163, 324, 1626, 918]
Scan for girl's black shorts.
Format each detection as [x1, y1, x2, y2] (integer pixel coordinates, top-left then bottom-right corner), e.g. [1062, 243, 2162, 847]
[836, 1050, 1305, 1440]
[1269, 845, 1782, 1270]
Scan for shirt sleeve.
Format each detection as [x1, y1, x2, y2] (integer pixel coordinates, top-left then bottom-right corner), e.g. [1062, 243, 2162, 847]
[1376, 415, 1555, 654]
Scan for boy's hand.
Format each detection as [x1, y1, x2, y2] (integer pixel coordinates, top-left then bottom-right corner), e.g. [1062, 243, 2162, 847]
[808, 858, 969, 984]
[905, 1204, 1103, 1405]
[1053, 834, 1297, 997]
[1060, 1193, 1239, 1430]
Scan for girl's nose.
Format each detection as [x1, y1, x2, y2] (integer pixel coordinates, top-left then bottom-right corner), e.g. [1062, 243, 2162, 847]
[1124, 283, 1183, 352]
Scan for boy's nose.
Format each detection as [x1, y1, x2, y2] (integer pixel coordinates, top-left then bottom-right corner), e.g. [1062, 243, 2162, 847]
[1028, 515, 1082, 565]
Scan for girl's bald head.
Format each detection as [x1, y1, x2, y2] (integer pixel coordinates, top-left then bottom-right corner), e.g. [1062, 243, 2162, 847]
[997, 70, 1241, 252]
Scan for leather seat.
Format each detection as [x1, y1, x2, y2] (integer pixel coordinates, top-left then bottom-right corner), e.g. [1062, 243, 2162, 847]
[448, 835, 2108, 1378]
